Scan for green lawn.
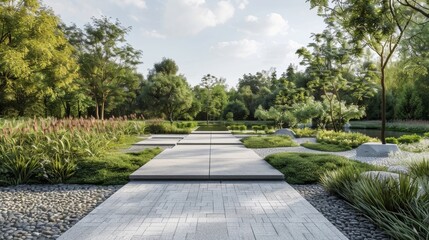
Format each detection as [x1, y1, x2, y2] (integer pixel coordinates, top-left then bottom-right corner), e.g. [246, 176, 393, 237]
[67, 148, 162, 185]
[301, 142, 352, 152]
[241, 135, 298, 148]
[265, 152, 382, 184]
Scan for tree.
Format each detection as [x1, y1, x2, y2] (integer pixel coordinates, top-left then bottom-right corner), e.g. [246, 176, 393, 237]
[396, 0, 429, 18]
[197, 74, 227, 123]
[141, 59, 194, 123]
[0, 0, 78, 116]
[223, 100, 249, 120]
[255, 106, 297, 128]
[309, 0, 414, 143]
[77, 17, 142, 119]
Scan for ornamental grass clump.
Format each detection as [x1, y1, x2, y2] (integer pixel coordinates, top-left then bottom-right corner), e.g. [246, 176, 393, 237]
[321, 167, 429, 240]
[317, 130, 377, 148]
[0, 116, 146, 185]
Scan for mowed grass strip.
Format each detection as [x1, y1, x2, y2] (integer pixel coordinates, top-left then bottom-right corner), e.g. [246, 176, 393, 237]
[241, 135, 298, 148]
[301, 142, 352, 152]
[265, 152, 382, 184]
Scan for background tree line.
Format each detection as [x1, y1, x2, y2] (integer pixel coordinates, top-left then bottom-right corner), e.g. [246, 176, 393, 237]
[1, 0, 428, 127]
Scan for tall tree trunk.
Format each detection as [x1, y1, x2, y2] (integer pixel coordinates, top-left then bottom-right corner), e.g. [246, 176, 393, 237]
[381, 65, 386, 144]
[65, 101, 71, 118]
[101, 101, 105, 120]
[95, 102, 99, 119]
[78, 100, 81, 118]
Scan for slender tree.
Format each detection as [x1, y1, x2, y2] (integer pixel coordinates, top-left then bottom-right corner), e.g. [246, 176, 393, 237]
[77, 17, 142, 119]
[310, 0, 414, 143]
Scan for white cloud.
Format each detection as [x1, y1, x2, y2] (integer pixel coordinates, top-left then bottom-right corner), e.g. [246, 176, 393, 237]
[235, 0, 249, 9]
[245, 15, 258, 22]
[164, 0, 235, 36]
[242, 13, 289, 37]
[211, 39, 261, 58]
[143, 29, 166, 39]
[211, 39, 302, 66]
[110, 0, 146, 9]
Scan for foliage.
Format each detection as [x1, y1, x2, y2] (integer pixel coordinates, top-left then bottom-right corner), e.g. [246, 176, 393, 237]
[317, 130, 377, 148]
[310, 0, 416, 143]
[145, 121, 192, 134]
[0, 117, 145, 185]
[225, 112, 234, 122]
[321, 163, 429, 240]
[141, 59, 194, 123]
[293, 128, 318, 137]
[397, 134, 422, 144]
[408, 159, 429, 180]
[265, 152, 378, 184]
[196, 74, 228, 122]
[352, 176, 429, 240]
[195, 124, 228, 131]
[241, 135, 298, 148]
[68, 148, 162, 185]
[228, 124, 247, 131]
[255, 106, 297, 128]
[223, 100, 249, 120]
[291, 98, 324, 125]
[301, 142, 352, 152]
[0, 0, 79, 116]
[320, 167, 362, 200]
[386, 137, 399, 144]
[75, 17, 142, 120]
[175, 121, 197, 129]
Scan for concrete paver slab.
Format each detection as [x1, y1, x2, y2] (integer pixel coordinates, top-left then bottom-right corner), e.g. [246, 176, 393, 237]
[210, 158, 284, 180]
[153, 146, 210, 159]
[59, 182, 347, 240]
[130, 158, 209, 180]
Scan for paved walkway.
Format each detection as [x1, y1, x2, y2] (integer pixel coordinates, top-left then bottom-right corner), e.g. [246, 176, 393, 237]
[130, 132, 284, 180]
[59, 182, 347, 240]
[59, 133, 348, 240]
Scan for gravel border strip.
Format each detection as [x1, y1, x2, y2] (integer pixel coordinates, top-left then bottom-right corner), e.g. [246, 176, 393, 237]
[0, 184, 121, 240]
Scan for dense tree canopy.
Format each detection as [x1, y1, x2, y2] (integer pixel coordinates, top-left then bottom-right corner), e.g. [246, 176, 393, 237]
[0, 0, 428, 127]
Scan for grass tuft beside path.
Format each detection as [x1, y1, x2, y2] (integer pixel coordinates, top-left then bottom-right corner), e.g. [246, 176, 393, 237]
[241, 135, 298, 148]
[265, 152, 382, 184]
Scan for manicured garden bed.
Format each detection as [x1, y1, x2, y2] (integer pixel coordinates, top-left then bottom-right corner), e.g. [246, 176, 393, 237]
[241, 135, 298, 148]
[265, 152, 382, 184]
[301, 142, 352, 152]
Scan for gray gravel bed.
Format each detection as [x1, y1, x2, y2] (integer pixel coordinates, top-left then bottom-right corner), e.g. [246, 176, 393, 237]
[292, 184, 391, 240]
[0, 184, 121, 240]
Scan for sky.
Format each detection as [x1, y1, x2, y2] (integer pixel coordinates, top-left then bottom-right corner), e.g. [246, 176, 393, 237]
[41, 0, 326, 87]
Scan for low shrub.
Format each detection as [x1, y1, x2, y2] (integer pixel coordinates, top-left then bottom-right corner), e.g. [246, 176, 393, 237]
[265, 153, 379, 184]
[317, 130, 377, 148]
[424, 132, 429, 138]
[385, 137, 399, 144]
[228, 124, 247, 131]
[175, 122, 197, 129]
[145, 123, 192, 134]
[242, 135, 298, 148]
[397, 134, 422, 144]
[293, 128, 318, 137]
